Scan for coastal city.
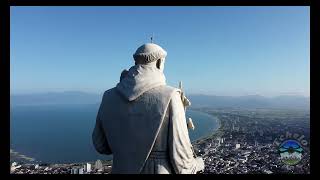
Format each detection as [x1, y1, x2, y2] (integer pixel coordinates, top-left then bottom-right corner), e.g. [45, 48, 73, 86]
[192, 108, 310, 174]
[10, 4, 310, 175]
[10, 159, 112, 174]
[11, 108, 310, 174]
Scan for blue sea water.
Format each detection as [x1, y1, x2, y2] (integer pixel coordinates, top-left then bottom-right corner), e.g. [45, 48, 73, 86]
[10, 104, 218, 163]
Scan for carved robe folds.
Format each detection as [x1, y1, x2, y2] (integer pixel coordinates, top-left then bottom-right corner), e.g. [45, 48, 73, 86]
[92, 65, 204, 174]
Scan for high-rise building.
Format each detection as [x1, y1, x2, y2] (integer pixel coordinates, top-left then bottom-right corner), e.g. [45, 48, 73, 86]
[235, 144, 241, 149]
[79, 168, 84, 174]
[71, 167, 79, 174]
[86, 163, 92, 173]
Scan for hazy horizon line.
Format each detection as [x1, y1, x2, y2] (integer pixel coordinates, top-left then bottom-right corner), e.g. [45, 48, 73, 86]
[10, 90, 310, 98]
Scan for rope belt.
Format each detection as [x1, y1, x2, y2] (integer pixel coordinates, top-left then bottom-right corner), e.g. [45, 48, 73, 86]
[148, 151, 169, 159]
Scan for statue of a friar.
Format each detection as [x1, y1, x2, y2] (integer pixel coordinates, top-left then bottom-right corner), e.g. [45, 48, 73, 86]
[92, 43, 204, 174]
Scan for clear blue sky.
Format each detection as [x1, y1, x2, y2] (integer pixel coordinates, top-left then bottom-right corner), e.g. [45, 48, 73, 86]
[10, 6, 310, 97]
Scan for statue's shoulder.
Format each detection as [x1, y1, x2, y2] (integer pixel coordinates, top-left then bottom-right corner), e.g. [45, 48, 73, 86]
[151, 85, 181, 98]
[162, 85, 181, 93]
[101, 87, 118, 100]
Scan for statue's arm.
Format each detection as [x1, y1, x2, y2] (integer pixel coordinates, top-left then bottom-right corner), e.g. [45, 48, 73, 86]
[92, 97, 112, 155]
[168, 91, 204, 174]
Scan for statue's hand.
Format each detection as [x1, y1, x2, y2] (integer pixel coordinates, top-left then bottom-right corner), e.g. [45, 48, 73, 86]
[195, 157, 205, 173]
[187, 118, 195, 130]
[181, 93, 191, 108]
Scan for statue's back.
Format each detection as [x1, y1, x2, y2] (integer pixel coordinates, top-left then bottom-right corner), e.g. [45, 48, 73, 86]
[98, 85, 179, 173]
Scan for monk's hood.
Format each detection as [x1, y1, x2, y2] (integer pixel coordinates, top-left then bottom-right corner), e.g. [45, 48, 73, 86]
[116, 65, 166, 101]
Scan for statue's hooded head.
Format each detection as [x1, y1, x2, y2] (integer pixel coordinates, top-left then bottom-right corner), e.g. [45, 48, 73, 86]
[116, 43, 167, 101]
[133, 43, 167, 72]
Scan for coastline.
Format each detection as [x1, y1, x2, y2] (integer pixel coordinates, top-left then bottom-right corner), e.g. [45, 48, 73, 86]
[11, 109, 220, 165]
[191, 110, 223, 145]
[11, 108, 310, 174]
[191, 110, 222, 145]
[11, 109, 221, 170]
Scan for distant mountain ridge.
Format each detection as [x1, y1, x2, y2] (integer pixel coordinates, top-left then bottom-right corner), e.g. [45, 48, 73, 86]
[188, 94, 310, 110]
[11, 91, 309, 109]
[11, 91, 102, 106]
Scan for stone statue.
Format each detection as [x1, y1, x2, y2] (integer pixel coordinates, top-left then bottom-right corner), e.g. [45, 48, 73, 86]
[92, 43, 204, 174]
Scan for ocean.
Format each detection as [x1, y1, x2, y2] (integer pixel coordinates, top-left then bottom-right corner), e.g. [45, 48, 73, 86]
[10, 104, 219, 164]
